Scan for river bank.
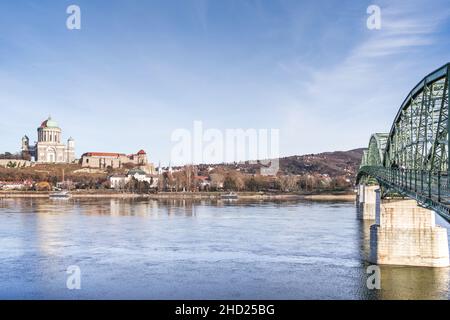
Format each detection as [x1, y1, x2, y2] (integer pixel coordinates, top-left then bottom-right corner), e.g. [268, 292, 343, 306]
[0, 190, 356, 201]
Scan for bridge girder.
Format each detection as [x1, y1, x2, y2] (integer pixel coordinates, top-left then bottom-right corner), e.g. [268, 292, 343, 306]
[383, 63, 450, 173]
[364, 133, 389, 167]
[358, 63, 450, 221]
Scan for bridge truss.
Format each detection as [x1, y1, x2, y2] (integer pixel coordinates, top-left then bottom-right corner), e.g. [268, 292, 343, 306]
[358, 63, 450, 221]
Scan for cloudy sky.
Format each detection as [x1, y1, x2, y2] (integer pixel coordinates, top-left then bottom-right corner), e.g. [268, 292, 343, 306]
[0, 0, 449, 165]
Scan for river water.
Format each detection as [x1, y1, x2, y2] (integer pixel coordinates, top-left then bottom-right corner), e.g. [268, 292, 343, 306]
[0, 198, 448, 300]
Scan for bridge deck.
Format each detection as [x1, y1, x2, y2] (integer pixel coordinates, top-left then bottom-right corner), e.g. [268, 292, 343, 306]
[358, 166, 450, 221]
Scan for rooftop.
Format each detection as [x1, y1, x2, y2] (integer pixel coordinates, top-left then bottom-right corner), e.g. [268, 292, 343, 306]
[127, 169, 147, 176]
[40, 116, 59, 128]
[82, 152, 126, 158]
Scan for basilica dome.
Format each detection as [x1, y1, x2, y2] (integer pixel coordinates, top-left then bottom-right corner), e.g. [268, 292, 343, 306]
[40, 116, 59, 128]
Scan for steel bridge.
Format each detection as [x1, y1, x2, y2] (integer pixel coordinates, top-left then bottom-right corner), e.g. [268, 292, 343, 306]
[357, 63, 450, 221]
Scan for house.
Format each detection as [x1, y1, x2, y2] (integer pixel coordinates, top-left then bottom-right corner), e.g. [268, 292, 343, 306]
[109, 169, 159, 190]
[109, 175, 129, 189]
[127, 169, 152, 183]
[195, 176, 211, 190]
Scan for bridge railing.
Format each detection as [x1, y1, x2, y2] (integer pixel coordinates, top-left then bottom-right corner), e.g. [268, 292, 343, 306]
[359, 166, 450, 203]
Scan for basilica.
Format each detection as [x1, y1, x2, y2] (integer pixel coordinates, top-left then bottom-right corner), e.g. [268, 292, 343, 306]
[22, 116, 76, 163]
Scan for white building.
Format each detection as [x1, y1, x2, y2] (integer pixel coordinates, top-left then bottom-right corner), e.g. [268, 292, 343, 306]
[22, 116, 75, 163]
[109, 169, 158, 189]
[110, 175, 129, 189]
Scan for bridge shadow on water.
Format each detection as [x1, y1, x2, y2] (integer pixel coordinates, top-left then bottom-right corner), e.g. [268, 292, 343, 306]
[357, 209, 450, 300]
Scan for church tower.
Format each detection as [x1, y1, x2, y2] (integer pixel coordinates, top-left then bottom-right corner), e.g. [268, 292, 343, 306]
[21, 135, 31, 160]
[66, 137, 76, 163]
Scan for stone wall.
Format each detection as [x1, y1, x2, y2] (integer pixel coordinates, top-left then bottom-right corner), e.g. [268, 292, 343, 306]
[0, 159, 33, 168]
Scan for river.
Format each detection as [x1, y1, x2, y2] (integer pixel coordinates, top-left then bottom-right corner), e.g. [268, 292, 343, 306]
[0, 198, 448, 299]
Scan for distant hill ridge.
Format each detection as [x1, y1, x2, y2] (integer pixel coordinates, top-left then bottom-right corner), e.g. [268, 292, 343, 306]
[279, 148, 365, 178]
[190, 148, 365, 179]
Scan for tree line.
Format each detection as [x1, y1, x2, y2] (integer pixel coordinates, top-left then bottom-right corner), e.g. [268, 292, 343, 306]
[0, 165, 353, 193]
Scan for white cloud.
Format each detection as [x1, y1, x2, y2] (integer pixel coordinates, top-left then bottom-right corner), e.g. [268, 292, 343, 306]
[280, 0, 450, 155]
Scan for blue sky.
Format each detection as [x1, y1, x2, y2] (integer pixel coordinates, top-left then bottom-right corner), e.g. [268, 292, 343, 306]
[0, 0, 449, 165]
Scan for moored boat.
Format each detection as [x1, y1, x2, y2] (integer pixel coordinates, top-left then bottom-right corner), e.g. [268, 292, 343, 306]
[221, 192, 239, 200]
[49, 190, 71, 199]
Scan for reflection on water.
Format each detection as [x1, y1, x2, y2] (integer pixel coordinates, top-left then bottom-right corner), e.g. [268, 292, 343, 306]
[0, 197, 448, 300]
[358, 213, 450, 300]
[378, 266, 449, 300]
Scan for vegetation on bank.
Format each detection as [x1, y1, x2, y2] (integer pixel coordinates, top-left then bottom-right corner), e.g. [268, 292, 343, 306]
[0, 148, 363, 194]
[0, 152, 23, 160]
[0, 164, 354, 194]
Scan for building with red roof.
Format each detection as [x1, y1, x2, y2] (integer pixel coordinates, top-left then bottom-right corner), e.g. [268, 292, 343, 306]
[80, 149, 153, 172]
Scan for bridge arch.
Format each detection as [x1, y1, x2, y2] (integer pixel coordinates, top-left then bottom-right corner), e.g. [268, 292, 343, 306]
[358, 63, 450, 220]
[365, 133, 389, 166]
[383, 63, 450, 172]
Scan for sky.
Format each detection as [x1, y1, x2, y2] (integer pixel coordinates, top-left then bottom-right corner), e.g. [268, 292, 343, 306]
[0, 0, 449, 165]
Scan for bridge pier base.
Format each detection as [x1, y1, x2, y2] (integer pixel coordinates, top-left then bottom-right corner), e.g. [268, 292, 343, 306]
[369, 199, 450, 267]
[356, 184, 364, 208]
[357, 185, 379, 220]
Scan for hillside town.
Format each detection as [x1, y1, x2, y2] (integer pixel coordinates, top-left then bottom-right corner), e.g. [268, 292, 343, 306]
[0, 117, 361, 194]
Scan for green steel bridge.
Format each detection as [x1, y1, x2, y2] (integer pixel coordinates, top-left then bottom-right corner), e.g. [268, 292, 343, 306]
[357, 63, 450, 221]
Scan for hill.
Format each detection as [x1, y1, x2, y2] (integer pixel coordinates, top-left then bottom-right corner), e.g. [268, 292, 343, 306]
[279, 148, 365, 178]
[192, 148, 365, 180]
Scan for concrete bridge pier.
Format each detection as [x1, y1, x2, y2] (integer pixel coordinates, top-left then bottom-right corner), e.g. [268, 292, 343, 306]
[356, 184, 364, 208]
[369, 199, 450, 267]
[356, 184, 379, 220]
